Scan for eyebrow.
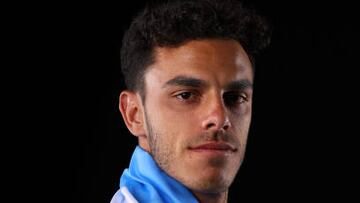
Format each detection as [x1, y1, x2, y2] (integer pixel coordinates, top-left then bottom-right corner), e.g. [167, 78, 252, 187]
[224, 80, 253, 91]
[163, 75, 253, 91]
[163, 76, 207, 88]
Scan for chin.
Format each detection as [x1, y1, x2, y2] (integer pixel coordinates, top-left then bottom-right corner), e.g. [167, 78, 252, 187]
[187, 174, 232, 194]
[192, 183, 228, 194]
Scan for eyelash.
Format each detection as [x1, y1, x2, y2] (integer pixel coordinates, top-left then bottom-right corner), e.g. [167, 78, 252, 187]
[223, 92, 248, 107]
[175, 91, 200, 102]
[174, 91, 248, 106]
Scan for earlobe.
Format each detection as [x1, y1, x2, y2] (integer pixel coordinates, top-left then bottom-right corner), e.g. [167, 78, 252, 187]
[119, 91, 146, 137]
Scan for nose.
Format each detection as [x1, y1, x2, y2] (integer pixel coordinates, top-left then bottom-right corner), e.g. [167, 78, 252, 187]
[201, 95, 231, 131]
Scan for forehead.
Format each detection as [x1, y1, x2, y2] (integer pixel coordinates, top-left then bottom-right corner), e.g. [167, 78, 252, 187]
[146, 39, 253, 87]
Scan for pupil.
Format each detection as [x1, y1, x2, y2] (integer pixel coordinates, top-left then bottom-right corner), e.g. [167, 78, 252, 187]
[182, 93, 191, 99]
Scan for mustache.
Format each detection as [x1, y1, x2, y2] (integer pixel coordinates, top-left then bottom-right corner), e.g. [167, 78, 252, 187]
[187, 130, 240, 149]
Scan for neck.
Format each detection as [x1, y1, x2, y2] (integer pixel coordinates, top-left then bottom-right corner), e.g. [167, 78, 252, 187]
[193, 190, 228, 203]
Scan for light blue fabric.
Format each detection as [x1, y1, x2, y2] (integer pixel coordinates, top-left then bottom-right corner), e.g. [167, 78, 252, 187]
[117, 146, 199, 203]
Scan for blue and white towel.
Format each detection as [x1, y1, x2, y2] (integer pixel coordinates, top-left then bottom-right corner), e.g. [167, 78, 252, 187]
[110, 146, 199, 203]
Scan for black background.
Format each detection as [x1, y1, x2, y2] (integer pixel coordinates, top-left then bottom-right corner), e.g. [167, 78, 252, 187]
[18, 0, 357, 202]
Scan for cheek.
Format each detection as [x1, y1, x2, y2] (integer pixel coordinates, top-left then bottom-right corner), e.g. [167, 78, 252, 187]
[159, 97, 199, 125]
[231, 101, 252, 116]
[230, 107, 252, 137]
[150, 99, 194, 135]
[156, 102, 199, 149]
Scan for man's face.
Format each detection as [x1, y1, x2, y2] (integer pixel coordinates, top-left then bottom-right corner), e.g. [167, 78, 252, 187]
[142, 39, 253, 193]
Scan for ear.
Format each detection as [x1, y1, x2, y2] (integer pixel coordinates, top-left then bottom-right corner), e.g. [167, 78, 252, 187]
[119, 91, 146, 138]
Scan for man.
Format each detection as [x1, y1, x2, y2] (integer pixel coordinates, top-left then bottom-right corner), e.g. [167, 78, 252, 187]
[111, 0, 270, 202]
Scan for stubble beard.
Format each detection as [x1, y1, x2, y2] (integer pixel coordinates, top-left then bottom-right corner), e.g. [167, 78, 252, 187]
[144, 110, 175, 174]
[143, 110, 247, 194]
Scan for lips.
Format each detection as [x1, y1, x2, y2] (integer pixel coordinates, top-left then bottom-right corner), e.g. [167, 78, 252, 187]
[190, 142, 236, 152]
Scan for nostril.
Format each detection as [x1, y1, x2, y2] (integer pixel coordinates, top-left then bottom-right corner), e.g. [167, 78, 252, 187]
[206, 122, 229, 130]
[206, 123, 215, 129]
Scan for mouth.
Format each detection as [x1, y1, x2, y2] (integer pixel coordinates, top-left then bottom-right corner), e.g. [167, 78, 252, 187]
[189, 142, 237, 155]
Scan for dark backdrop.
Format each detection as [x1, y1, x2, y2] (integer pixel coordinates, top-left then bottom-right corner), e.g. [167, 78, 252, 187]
[29, 0, 357, 202]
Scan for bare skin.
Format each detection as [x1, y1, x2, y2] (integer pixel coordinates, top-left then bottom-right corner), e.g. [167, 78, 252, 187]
[120, 39, 253, 203]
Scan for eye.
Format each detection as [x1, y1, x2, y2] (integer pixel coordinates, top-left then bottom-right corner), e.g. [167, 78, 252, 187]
[223, 92, 248, 107]
[176, 92, 194, 100]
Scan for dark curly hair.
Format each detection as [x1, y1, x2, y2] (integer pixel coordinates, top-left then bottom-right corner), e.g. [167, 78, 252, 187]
[121, 0, 271, 98]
